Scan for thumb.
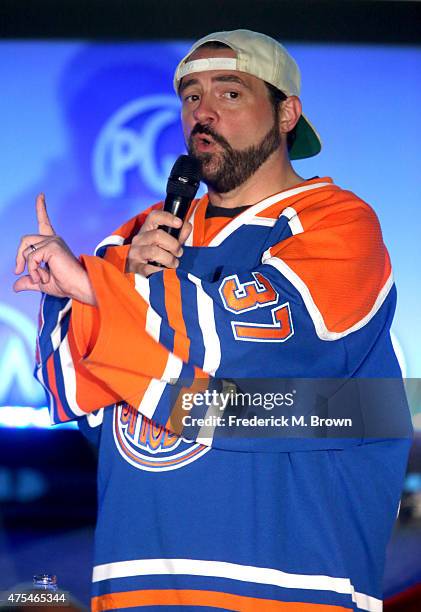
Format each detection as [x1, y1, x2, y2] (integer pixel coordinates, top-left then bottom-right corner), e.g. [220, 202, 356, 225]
[13, 275, 41, 293]
[36, 193, 55, 236]
[179, 221, 193, 245]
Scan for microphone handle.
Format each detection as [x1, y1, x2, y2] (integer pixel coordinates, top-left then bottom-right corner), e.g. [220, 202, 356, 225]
[149, 193, 193, 268]
[162, 193, 192, 239]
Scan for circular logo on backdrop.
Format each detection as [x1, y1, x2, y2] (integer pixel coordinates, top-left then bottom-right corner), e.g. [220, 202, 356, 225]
[93, 95, 182, 198]
[0, 302, 46, 407]
[113, 402, 210, 472]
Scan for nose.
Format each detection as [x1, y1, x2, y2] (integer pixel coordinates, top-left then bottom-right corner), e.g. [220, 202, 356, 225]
[192, 94, 218, 125]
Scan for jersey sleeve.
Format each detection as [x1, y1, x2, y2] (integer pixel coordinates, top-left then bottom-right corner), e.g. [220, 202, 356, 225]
[34, 203, 163, 422]
[93, 201, 164, 269]
[58, 197, 407, 451]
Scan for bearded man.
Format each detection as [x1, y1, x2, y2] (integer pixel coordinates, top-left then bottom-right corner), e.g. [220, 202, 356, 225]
[15, 30, 412, 611]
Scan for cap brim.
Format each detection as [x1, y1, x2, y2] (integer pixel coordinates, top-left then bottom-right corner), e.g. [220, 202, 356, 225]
[289, 114, 322, 160]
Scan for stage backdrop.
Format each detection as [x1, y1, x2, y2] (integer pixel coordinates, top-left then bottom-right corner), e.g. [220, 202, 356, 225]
[1, 41, 420, 427]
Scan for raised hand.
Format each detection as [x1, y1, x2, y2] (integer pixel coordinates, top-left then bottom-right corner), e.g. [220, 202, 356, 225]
[126, 209, 192, 277]
[14, 194, 96, 305]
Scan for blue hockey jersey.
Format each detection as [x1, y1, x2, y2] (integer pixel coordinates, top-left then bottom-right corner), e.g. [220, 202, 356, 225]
[35, 178, 412, 610]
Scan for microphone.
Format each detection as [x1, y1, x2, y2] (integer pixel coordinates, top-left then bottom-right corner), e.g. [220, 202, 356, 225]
[161, 154, 201, 239]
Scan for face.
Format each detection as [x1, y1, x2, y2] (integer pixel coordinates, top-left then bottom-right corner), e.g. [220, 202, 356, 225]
[179, 48, 282, 193]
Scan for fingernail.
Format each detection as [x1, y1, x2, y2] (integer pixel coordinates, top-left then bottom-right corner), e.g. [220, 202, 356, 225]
[175, 218, 182, 226]
[178, 248, 183, 257]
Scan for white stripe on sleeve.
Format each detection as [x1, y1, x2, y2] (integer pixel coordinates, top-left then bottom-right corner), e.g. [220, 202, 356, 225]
[137, 353, 184, 419]
[281, 206, 304, 235]
[188, 273, 221, 375]
[135, 274, 162, 342]
[58, 334, 86, 417]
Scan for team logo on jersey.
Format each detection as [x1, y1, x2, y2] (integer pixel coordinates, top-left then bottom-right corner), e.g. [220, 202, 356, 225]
[113, 402, 210, 472]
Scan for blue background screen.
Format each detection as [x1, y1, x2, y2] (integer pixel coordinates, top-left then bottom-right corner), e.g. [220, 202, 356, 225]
[0, 41, 420, 423]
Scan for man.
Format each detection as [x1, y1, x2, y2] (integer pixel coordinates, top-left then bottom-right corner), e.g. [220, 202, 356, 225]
[15, 30, 411, 611]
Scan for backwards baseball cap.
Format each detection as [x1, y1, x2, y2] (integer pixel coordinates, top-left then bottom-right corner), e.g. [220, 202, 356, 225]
[174, 29, 321, 160]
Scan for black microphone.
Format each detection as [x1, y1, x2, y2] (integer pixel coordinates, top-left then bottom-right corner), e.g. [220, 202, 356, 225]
[161, 154, 201, 239]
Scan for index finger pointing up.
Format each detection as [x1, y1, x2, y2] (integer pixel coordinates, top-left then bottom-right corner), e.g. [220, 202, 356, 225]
[36, 193, 55, 236]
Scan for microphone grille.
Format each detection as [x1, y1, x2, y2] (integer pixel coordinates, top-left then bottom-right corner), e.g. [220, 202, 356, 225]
[170, 155, 201, 183]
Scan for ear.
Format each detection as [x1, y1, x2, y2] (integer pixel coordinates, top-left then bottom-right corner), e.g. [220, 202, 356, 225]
[278, 95, 302, 134]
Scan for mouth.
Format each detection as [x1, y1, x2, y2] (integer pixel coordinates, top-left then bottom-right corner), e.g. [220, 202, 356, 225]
[193, 134, 216, 152]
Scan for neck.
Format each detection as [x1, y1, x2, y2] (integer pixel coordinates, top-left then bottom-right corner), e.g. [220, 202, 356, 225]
[207, 150, 304, 208]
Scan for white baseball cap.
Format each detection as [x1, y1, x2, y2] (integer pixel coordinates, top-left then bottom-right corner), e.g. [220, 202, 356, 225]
[174, 29, 322, 160]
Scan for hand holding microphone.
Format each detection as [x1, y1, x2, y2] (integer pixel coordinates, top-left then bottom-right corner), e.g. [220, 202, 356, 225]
[126, 155, 201, 276]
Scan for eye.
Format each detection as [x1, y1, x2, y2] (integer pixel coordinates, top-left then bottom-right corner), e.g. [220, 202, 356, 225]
[183, 93, 200, 103]
[223, 91, 239, 100]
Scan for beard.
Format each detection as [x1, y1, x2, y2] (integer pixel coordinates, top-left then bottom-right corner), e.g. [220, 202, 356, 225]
[187, 121, 281, 194]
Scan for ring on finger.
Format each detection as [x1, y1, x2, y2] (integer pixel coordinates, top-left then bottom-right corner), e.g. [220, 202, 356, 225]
[29, 244, 37, 252]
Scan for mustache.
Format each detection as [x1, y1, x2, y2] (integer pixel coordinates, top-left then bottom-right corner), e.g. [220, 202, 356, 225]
[189, 123, 232, 150]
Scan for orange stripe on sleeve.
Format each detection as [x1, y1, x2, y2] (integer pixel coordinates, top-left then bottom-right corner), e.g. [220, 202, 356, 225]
[103, 244, 130, 273]
[70, 300, 100, 358]
[92, 588, 352, 611]
[77, 256, 173, 402]
[67, 312, 120, 412]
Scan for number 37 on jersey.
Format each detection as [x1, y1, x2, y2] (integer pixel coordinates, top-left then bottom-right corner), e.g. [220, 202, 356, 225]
[219, 272, 294, 343]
